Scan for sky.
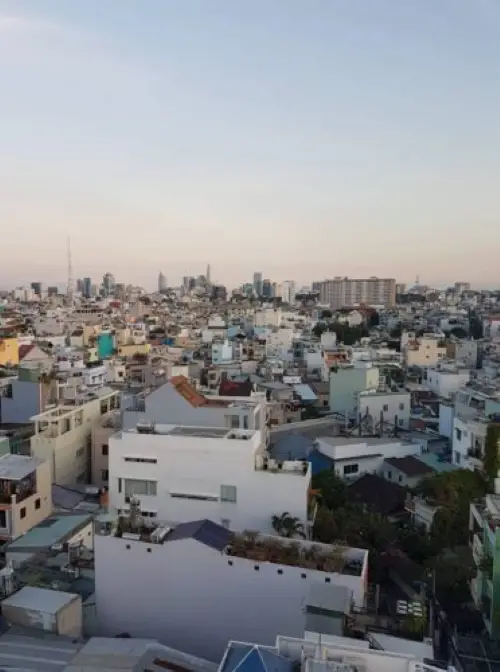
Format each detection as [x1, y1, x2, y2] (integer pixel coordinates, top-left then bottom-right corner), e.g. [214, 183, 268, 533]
[1, 0, 500, 290]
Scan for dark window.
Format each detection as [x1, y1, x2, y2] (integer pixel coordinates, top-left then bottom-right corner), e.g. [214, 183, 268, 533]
[35, 498, 41, 510]
[102, 470, 109, 482]
[399, 402, 405, 410]
[383, 404, 389, 412]
[20, 507, 26, 519]
[343, 464, 359, 476]
[102, 444, 108, 456]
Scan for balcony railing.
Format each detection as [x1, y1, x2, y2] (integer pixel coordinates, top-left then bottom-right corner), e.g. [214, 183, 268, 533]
[0, 486, 36, 505]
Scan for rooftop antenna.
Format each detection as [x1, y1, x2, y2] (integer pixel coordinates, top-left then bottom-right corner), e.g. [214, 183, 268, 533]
[67, 236, 74, 306]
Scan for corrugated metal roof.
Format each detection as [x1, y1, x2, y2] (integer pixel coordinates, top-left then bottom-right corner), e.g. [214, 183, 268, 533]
[293, 384, 317, 402]
[165, 519, 232, 551]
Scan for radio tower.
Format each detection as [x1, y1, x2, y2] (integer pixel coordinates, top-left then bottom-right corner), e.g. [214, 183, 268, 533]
[67, 236, 74, 306]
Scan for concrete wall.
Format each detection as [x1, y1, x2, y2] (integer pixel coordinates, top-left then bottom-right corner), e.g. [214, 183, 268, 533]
[11, 460, 52, 539]
[357, 391, 411, 430]
[108, 430, 308, 533]
[0, 380, 44, 424]
[95, 534, 364, 662]
[329, 367, 379, 417]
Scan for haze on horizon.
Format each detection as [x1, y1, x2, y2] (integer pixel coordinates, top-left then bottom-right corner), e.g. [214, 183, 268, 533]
[1, 0, 499, 290]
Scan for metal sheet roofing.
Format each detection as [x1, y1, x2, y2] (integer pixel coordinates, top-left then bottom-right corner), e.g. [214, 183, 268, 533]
[2, 586, 79, 614]
[6, 513, 92, 557]
[221, 643, 294, 672]
[293, 384, 318, 402]
[166, 519, 232, 550]
[0, 453, 41, 480]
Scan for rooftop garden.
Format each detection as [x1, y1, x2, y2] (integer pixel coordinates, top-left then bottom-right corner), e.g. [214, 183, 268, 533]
[226, 529, 361, 575]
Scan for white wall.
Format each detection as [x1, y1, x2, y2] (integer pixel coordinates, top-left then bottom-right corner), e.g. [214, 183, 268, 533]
[357, 392, 411, 429]
[108, 429, 309, 533]
[426, 370, 470, 399]
[317, 438, 422, 480]
[95, 534, 365, 662]
[438, 403, 454, 439]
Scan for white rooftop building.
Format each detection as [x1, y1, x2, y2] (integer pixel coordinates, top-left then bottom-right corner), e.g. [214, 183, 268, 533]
[108, 422, 311, 534]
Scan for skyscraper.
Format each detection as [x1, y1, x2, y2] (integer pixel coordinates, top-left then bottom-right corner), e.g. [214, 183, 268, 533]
[83, 277, 92, 299]
[206, 264, 211, 284]
[158, 272, 167, 293]
[102, 272, 115, 297]
[253, 272, 263, 297]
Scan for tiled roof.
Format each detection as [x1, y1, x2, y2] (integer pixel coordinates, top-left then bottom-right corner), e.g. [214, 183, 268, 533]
[171, 376, 230, 408]
[384, 455, 434, 477]
[18, 344, 36, 360]
[347, 473, 406, 516]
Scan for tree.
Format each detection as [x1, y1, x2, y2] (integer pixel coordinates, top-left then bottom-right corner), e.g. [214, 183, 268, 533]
[312, 470, 347, 510]
[320, 309, 333, 319]
[483, 424, 500, 488]
[368, 311, 380, 328]
[469, 315, 484, 340]
[271, 512, 306, 538]
[312, 323, 327, 339]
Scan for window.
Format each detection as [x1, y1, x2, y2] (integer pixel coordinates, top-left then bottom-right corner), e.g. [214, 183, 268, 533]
[398, 475, 403, 483]
[455, 428, 462, 441]
[170, 492, 218, 501]
[243, 415, 249, 430]
[124, 457, 157, 464]
[228, 415, 239, 429]
[35, 498, 41, 510]
[383, 404, 389, 412]
[100, 401, 108, 415]
[454, 451, 461, 465]
[124, 479, 157, 497]
[142, 510, 157, 518]
[220, 484, 237, 502]
[0, 510, 6, 528]
[399, 419, 405, 427]
[20, 507, 26, 519]
[387, 470, 392, 480]
[102, 444, 109, 456]
[101, 469, 109, 482]
[118, 478, 122, 494]
[343, 464, 359, 476]
[399, 402, 405, 411]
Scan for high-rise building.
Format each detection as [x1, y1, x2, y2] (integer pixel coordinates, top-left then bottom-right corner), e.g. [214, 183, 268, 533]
[76, 279, 84, 294]
[281, 280, 296, 304]
[102, 272, 115, 297]
[253, 272, 263, 297]
[206, 264, 211, 284]
[30, 282, 42, 296]
[158, 272, 167, 293]
[262, 279, 272, 298]
[47, 286, 58, 297]
[395, 283, 406, 295]
[83, 277, 92, 299]
[318, 277, 396, 309]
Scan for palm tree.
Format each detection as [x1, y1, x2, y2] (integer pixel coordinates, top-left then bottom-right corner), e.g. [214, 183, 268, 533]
[271, 512, 306, 539]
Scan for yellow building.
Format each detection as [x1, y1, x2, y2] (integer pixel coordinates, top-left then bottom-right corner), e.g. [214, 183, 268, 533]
[117, 343, 150, 358]
[0, 338, 19, 366]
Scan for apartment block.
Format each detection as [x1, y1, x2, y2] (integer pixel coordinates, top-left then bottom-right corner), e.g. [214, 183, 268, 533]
[402, 333, 447, 367]
[94, 516, 368, 661]
[329, 363, 380, 418]
[109, 422, 311, 534]
[0, 454, 52, 542]
[30, 388, 120, 486]
[470, 494, 500, 637]
[318, 277, 396, 309]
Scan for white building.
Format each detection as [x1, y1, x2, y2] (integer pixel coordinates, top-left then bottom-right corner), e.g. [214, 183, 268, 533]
[108, 423, 310, 534]
[426, 367, 470, 399]
[314, 437, 423, 479]
[122, 376, 267, 442]
[94, 517, 368, 662]
[357, 390, 411, 430]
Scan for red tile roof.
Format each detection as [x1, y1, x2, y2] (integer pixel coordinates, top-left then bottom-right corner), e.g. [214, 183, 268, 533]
[170, 376, 230, 408]
[18, 344, 36, 360]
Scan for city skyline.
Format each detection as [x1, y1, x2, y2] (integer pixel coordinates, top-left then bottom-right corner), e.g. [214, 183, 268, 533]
[1, 1, 500, 286]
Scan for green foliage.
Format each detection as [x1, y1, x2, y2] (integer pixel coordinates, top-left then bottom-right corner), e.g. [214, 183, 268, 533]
[483, 424, 500, 487]
[320, 309, 333, 319]
[328, 322, 369, 346]
[368, 311, 380, 328]
[312, 470, 347, 510]
[416, 469, 487, 507]
[312, 323, 327, 338]
[271, 512, 306, 539]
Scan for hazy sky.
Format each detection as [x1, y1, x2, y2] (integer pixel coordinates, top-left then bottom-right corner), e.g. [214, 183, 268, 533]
[1, 1, 500, 290]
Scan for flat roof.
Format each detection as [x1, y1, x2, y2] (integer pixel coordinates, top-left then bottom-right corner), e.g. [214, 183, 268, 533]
[6, 513, 92, 555]
[2, 586, 79, 614]
[0, 454, 41, 480]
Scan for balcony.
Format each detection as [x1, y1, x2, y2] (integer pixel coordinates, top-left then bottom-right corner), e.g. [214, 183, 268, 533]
[0, 474, 37, 505]
[255, 455, 310, 476]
